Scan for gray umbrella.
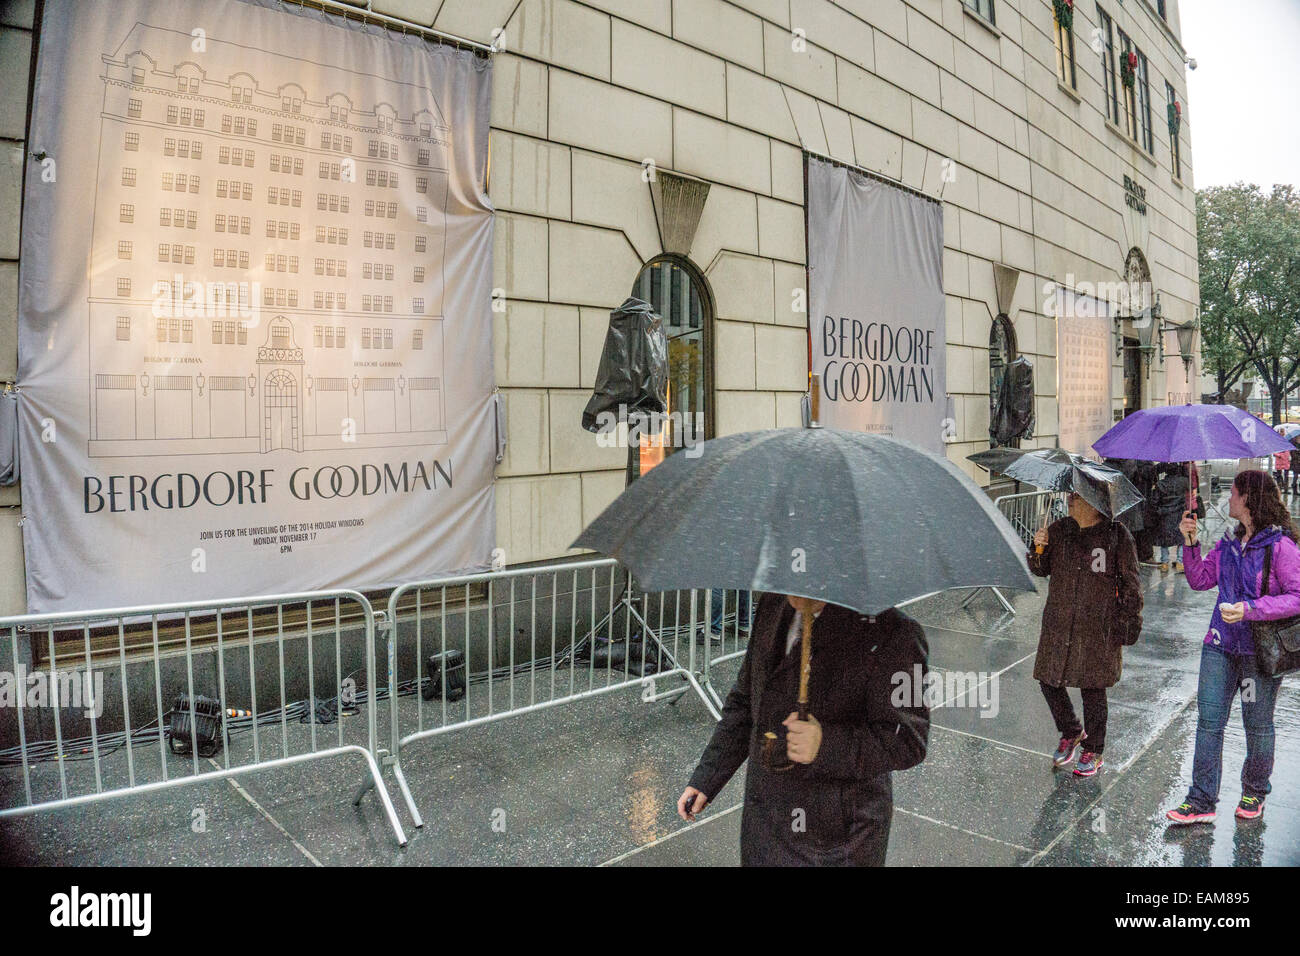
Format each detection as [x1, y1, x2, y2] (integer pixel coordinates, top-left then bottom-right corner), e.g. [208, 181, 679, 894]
[572, 427, 1036, 617]
[967, 447, 1143, 519]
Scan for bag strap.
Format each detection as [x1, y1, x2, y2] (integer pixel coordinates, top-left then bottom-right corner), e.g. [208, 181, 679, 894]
[1261, 540, 1275, 599]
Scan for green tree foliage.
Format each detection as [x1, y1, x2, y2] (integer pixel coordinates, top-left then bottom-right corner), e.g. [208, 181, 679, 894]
[1197, 184, 1300, 421]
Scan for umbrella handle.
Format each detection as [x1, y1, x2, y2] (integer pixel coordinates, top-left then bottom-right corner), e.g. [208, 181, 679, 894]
[797, 608, 812, 721]
[1034, 495, 1055, 554]
[1183, 462, 1197, 546]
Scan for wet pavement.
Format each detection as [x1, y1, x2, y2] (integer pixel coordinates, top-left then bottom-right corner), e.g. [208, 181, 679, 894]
[3, 508, 1299, 866]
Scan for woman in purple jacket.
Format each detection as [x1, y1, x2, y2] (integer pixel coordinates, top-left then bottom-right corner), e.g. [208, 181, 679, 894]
[1167, 469, 1297, 824]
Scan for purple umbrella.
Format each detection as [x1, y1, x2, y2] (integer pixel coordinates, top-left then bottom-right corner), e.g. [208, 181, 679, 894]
[1092, 404, 1293, 462]
[1092, 404, 1293, 535]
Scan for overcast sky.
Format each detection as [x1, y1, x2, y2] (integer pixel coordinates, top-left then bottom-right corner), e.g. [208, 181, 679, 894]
[1180, 0, 1300, 190]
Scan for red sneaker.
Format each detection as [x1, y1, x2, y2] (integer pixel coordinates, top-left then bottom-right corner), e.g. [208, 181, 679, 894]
[1235, 796, 1264, 820]
[1166, 801, 1216, 825]
[1073, 751, 1103, 776]
[1052, 731, 1086, 768]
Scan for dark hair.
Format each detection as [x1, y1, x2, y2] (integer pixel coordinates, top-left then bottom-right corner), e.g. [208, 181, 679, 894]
[1232, 469, 1299, 542]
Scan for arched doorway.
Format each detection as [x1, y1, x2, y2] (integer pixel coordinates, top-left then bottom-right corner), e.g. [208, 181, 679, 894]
[628, 256, 713, 476]
[263, 369, 301, 452]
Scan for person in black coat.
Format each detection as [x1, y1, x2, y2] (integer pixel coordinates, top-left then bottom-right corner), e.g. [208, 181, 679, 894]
[1127, 460, 1160, 564]
[676, 592, 930, 866]
[1153, 464, 1204, 571]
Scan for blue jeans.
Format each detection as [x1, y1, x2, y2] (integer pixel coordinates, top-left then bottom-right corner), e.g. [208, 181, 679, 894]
[1188, 643, 1284, 809]
[709, 589, 751, 634]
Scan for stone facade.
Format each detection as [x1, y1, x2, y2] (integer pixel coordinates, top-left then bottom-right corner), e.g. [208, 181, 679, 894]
[0, 0, 1199, 611]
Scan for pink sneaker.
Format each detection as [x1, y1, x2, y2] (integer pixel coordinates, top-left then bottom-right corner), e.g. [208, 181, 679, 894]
[1166, 801, 1216, 825]
[1073, 751, 1103, 777]
[1052, 731, 1086, 768]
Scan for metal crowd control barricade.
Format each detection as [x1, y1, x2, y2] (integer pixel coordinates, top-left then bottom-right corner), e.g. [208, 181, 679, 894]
[383, 558, 720, 827]
[953, 489, 1061, 615]
[0, 590, 407, 846]
[694, 588, 757, 711]
[994, 489, 1064, 550]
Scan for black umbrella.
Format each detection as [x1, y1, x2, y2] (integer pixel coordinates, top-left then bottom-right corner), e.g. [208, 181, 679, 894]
[574, 428, 1035, 615]
[575, 422, 1035, 722]
[967, 447, 1143, 520]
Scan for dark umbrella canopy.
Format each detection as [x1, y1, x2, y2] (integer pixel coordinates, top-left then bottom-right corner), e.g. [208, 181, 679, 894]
[1092, 404, 1293, 461]
[573, 428, 1036, 616]
[967, 448, 1143, 519]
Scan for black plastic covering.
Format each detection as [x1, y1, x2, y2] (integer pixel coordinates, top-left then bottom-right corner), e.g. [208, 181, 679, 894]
[990, 355, 1035, 446]
[0, 390, 16, 486]
[582, 297, 668, 433]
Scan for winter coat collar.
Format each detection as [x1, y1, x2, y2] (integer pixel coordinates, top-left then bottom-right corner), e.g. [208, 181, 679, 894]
[1237, 524, 1286, 550]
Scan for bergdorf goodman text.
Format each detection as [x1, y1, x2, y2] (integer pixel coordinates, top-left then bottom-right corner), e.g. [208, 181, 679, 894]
[82, 458, 454, 512]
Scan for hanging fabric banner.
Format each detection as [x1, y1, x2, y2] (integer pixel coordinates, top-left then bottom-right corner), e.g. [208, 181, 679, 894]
[1054, 287, 1113, 456]
[18, 0, 495, 611]
[806, 156, 947, 452]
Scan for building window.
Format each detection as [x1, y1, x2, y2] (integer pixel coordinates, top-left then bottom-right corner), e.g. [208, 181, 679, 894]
[121, 167, 136, 187]
[630, 257, 712, 463]
[116, 316, 131, 341]
[124, 131, 140, 151]
[962, 0, 994, 25]
[413, 330, 423, 350]
[127, 98, 142, 118]
[1166, 80, 1183, 181]
[1119, 31, 1139, 141]
[1157, 0, 1167, 19]
[1136, 51, 1153, 153]
[1053, 2, 1076, 89]
[117, 277, 131, 297]
[119, 203, 134, 223]
[117, 240, 132, 259]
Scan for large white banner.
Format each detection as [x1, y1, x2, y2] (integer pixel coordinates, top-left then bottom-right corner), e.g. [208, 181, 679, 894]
[1054, 288, 1112, 455]
[18, 0, 496, 612]
[807, 156, 946, 451]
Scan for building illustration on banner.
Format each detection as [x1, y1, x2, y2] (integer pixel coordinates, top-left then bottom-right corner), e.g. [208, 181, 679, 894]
[87, 22, 451, 457]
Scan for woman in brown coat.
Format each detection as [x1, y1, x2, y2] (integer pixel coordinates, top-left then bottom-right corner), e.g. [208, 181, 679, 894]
[1029, 491, 1143, 776]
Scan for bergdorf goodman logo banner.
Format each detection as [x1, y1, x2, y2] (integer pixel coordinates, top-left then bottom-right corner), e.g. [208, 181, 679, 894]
[806, 157, 947, 452]
[18, 0, 495, 611]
